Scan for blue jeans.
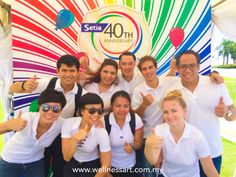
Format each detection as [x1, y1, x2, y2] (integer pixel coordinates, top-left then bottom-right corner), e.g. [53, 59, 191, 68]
[199, 155, 222, 177]
[0, 158, 45, 177]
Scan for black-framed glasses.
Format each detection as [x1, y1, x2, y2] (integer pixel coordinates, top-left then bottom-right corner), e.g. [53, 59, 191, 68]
[178, 64, 198, 70]
[83, 107, 104, 115]
[41, 103, 61, 113]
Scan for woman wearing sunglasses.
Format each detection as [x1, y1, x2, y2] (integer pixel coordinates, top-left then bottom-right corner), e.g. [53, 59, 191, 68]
[84, 59, 121, 114]
[62, 93, 111, 177]
[0, 89, 66, 177]
[105, 90, 143, 177]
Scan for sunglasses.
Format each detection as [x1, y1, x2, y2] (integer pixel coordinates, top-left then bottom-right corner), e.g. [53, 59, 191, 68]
[41, 103, 61, 113]
[178, 64, 198, 70]
[83, 107, 104, 115]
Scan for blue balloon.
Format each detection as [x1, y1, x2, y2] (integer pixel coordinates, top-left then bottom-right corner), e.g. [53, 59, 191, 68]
[56, 9, 74, 30]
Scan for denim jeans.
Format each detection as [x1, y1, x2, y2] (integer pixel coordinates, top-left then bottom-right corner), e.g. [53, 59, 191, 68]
[0, 158, 45, 177]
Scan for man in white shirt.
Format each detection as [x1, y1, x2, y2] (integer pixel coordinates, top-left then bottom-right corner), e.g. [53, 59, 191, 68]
[169, 50, 236, 176]
[9, 54, 86, 177]
[118, 52, 144, 98]
[0, 89, 66, 177]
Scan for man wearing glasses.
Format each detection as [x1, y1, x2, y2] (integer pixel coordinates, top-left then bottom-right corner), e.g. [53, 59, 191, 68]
[168, 50, 236, 176]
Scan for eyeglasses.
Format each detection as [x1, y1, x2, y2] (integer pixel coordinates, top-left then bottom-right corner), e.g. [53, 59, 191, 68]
[83, 107, 104, 115]
[178, 64, 198, 70]
[41, 103, 61, 113]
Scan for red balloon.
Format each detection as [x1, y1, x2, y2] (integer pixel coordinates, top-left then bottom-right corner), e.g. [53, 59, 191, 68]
[169, 27, 184, 49]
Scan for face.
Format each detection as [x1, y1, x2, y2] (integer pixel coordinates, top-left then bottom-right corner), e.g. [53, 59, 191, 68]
[100, 65, 117, 86]
[112, 96, 130, 120]
[57, 64, 78, 86]
[177, 54, 200, 85]
[140, 61, 157, 82]
[81, 104, 103, 125]
[119, 55, 136, 78]
[39, 102, 62, 125]
[162, 100, 186, 127]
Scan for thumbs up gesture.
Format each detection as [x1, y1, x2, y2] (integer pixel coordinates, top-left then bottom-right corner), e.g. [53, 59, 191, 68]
[146, 128, 164, 149]
[124, 141, 133, 154]
[6, 110, 27, 131]
[215, 97, 228, 117]
[22, 74, 39, 92]
[73, 124, 90, 144]
[140, 92, 154, 107]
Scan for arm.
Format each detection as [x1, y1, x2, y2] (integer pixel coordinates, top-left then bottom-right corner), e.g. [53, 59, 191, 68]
[10, 75, 38, 93]
[166, 56, 176, 76]
[215, 97, 236, 121]
[209, 71, 224, 84]
[0, 111, 27, 134]
[199, 156, 219, 177]
[95, 151, 111, 177]
[225, 104, 236, 121]
[135, 93, 154, 117]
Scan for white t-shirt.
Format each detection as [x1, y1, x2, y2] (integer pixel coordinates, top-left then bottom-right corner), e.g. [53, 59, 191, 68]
[132, 77, 178, 138]
[33, 78, 87, 118]
[154, 122, 210, 177]
[166, 76, 233, 158]
[117, 72, 144, 98]
[61, 117, 111, 163]
[107, 112, 143, 168]
[1, 112, 64, 163]
[84, 82, 121, 113]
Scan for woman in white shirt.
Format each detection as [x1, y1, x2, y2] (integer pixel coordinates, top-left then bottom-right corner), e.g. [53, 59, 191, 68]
[105, 90, 143, 177]
[84, 59, 121, 113]
[0, 89, 66, 177]
[62, 93, 111, 177]
[145, 90, 219, 177]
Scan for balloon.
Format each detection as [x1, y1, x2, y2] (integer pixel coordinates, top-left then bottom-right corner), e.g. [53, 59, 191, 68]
[55, 9, 74, 30]
[169, 27, 184, 49]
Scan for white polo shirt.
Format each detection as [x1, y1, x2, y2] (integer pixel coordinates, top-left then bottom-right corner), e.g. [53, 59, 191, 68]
[117, 72, 144, 98]
[61, 117, 111, 163]
[33, 78, 87, 118]
[84, 82, 121, 113]
[107, 112, 143, 168]
[166, 76, 233, 158]
[1, 112, 63, 163]
[132, 77, 178, 138]
[154, 122, 210, 177]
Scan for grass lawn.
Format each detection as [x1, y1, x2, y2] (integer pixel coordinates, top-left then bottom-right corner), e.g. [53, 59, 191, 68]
[224, 77, 236, 105]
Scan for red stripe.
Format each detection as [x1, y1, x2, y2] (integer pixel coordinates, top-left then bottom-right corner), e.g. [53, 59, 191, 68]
[85, 0, 97, 9]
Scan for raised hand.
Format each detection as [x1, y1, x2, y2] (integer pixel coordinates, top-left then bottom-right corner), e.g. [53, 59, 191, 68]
[22, 74, 39, 92]
[215, 97, 228, 117]
[73, 124, 90, 144]
[210, 72, 224, 84]
[6, 110, 27, 131]
[140, 92, 154, 107]
[146, 128, 164, 149]
[124, 141, 133, 154]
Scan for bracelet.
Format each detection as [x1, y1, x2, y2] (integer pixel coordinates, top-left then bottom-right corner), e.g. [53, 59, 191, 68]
[131, 143, 135, 151]
[22, 81, 26, 90]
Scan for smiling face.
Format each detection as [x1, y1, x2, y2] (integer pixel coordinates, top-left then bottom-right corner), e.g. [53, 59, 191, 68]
[112, 96, 130, 120]
[39, 102, 62, 125]
[81, 104, 103, 125]
[100, 65, 117, 86]
[119, 55, 136, 79]
[57, 64, 78, 87]
[162, 100, 186, 127]
[177, 54, 200, 85]
[140, 60, 157, 82]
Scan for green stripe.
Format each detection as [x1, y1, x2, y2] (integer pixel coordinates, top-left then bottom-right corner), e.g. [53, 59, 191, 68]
[144, 0, 152, 21]
[126, 0, 132, 8]
[156, 0, 199, 61]
[151, 0, 175, 53]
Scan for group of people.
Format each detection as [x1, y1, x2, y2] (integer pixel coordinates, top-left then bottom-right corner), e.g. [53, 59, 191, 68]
[0, 50, 235, 177]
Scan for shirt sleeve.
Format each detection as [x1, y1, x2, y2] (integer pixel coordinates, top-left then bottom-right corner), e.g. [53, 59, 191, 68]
[61, 118, 75, 138]
[219, 83, 233, 106]
[32, 78, 50, 93]
[195, 130, 211, 158]
[97, 128, 111, 152]
[135, 114, 144, 130]
[131, 87, 143, 110]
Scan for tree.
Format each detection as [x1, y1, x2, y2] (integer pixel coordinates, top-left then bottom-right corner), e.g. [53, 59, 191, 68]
[218, 40, 236, 65]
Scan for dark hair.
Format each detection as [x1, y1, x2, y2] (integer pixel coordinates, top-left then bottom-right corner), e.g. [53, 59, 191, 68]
[78, 93, 104, 116]
[92, 58, 119, 85]
[176, 50, 200, 66]
[38, 89, 66, 109]
[56, 54, 80, 70]
[138, 55, 157, 71]
[111, 90, 131, 105]
[118, 51, 136, 62]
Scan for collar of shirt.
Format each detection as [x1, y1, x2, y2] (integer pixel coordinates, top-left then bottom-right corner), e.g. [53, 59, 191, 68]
[109, 112, 131, 126]
[55, 78, 78, 94]
[144, 77, 164, 91]
[71, 117, 95, 136]
[175, 75, 209, 90]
